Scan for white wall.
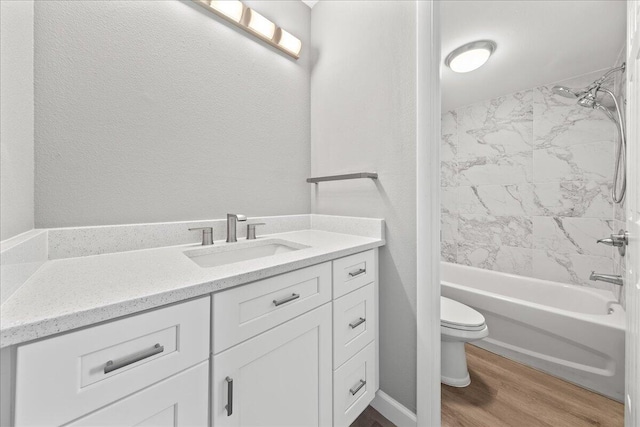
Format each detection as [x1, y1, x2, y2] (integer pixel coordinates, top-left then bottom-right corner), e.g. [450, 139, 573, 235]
[34, 0, 311, 228]
[1, 0, 35, 241]
[310, 1, 418, 412]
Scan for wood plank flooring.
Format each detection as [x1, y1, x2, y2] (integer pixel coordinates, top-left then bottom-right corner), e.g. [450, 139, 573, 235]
[352, 344, 624, 427]
[441, 344, 624, 427]
[350, 406, 396, 427]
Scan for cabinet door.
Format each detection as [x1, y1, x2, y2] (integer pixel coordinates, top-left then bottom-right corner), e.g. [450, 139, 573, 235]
[68, 362, 208, 427]
[212, 304, 332, 427]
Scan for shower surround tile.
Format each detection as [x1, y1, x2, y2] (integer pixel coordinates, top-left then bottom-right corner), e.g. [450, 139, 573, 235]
[441, 240, 457, 263]
[533, 141, 614, 183]
[532, 250, 614, 290]
[440, 67, 621, 300]
[533, 217, 613, 257]
[458, 91, 533, 159]
[458, 214, 532, 249]
[533, 85, 616, 149]
[532, 181, 613, 218]
[458, 152, 532, 186]
[457, 241, 533, 276]
[441, 160, 457, 187]
[458, 184, 539, 216]
[441, 110, 457, 161]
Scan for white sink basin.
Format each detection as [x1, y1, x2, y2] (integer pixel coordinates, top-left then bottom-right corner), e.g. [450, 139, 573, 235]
[184, 239, 307, 268]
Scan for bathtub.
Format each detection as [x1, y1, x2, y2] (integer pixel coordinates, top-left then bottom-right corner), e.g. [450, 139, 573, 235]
[441, 262, 625, 402]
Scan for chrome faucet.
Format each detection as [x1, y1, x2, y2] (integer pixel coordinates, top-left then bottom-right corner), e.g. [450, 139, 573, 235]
[226, 213, 247, 243]
[590, 271, 624, 286]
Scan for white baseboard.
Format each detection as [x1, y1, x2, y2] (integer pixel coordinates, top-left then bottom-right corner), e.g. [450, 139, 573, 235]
[370, 390, 417, 427]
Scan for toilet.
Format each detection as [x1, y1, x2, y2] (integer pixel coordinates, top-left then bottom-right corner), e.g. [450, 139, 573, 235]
[440, 296, 489, 387]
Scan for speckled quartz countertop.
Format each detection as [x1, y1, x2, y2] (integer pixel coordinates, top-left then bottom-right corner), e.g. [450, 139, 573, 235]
[1, 230, 384, 347]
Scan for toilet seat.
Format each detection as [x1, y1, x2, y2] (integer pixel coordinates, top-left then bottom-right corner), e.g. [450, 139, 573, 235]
[441, 297, 486, 331]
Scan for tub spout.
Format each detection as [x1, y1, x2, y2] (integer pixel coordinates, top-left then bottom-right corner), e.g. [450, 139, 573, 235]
[590, 271, 624, 286]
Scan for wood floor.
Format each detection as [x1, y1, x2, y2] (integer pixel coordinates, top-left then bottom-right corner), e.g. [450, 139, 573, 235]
[352, 344, 624, 427]
[350, 406, 395, 427]
[441, 344, 624, 427]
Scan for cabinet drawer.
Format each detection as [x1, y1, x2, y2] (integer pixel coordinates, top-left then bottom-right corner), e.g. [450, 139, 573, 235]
[212, 262, 331, 354]
[68, 361, 209, 426]
[332, 250, 376, 298]
[333, 283, 376, 367]
[333, 341, 377, 427]
[15, 297, 210, 427]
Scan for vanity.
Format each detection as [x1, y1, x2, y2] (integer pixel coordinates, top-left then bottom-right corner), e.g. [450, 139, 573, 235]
[0, 215, 384, 427]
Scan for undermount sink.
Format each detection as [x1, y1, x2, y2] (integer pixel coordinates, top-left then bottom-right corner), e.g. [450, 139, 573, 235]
[184, 239, 307, 268]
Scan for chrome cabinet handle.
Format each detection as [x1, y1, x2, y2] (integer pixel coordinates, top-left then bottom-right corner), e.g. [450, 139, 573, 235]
[350, 379, 366, 395]
[225, 377, 233, 416]
[349, 317, 366, 329]
[273, 293, 300, 307]
[348, 268, 366, 277]
[104, 343, 164, 374]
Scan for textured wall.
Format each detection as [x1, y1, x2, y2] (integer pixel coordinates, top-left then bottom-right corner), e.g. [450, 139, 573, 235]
[1, 0, 34, 240]
[310, 1, 418, 412]
[34, 1, 311, 228]
[441, 69, 624, 297]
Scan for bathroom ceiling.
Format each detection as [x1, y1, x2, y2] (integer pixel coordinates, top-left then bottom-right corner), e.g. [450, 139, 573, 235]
[441, 0, 626, 111]
[301, 0, 319, 8]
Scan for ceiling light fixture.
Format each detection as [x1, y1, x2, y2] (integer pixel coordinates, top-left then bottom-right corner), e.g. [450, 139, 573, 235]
[445, 40, 496, 73]
[193, 0, 302, 60]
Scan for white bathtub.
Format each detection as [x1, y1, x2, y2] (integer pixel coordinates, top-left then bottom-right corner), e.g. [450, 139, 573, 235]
[441, 262, 625, 402]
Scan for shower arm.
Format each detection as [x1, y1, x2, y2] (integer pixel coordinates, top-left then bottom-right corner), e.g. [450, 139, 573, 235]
[594, 63, 626, 86]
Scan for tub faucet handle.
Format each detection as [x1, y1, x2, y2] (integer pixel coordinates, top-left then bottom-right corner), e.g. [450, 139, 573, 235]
[596, 229, 628, 256]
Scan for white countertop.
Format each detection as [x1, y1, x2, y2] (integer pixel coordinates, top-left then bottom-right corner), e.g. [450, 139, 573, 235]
[1, 230, 384, 347]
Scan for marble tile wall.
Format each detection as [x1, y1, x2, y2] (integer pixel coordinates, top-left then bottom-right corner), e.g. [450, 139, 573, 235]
[441, 69, 625, 298]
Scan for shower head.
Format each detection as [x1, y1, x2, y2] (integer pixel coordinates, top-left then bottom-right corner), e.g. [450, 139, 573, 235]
[552, 85, 588, 98]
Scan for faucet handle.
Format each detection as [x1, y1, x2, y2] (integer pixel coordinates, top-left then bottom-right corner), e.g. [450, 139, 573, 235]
[189, 227, 214, 246]
[246, 223, 266, 240]
[596, 230, 628, 256]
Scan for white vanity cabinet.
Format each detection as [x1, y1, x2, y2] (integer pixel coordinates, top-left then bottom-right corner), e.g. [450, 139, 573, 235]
[211, 250, 378, 427]
[13, 296, 211, 427]
[7, 248, 379, 427]
[212, 304, 333, 427]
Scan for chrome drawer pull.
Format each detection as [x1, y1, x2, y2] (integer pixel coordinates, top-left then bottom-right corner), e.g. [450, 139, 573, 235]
[348, 268, 366, 277]
[104, 343, 164, 374]
[350, 379, 366, 395]
[349, 317, 366, 329]
[225, 377, 233, 416]
[273, 293, 300, 307]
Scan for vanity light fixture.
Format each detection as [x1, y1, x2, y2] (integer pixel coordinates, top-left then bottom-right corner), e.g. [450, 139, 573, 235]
[275, 28, 302, 57]
[246, 9, 276, 40]
[208, 0, 244, 22]
[193, 0, 302, 59]
[445, 40, 496, 73]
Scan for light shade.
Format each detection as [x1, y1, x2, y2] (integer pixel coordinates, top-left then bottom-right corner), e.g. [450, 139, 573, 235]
[275, 28, 302, 57]
[208, 0, 244, 22]
[445, 40, 496, 73]
[246, 9, 276, 40]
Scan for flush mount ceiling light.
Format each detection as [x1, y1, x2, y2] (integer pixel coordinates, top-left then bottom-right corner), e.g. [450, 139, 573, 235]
[445, 40, 496, 73]
[193, 0, 302, 59]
